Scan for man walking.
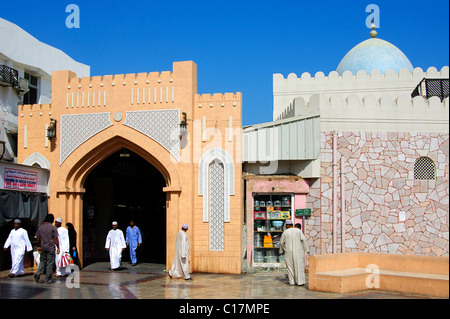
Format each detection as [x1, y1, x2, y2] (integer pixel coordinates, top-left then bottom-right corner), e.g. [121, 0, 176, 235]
[34, 214, 60, 284]
[105, 221, 126, 271]
[126, 220, 142, 266]
[168, 224, 191, 280]
[279, 219, 309, 286]
[55, 217, 70, 277]
[3, 219, 33, 278]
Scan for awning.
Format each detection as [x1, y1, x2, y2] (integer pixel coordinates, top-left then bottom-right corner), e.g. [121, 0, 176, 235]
[0, 190, 48, 227]
[243, 113, 321, 162]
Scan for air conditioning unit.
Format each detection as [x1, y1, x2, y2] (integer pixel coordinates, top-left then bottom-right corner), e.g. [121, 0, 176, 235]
[0, 65, 19, 87]
[16, 77, 29, 98]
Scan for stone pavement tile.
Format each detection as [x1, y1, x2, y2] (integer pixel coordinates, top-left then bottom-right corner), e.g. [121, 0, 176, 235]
[0, 264, 441, 300]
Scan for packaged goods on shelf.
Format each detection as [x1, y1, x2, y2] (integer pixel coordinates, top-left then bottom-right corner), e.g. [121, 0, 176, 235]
[280, 211, 290, 219]
[272, 234, 281, 247]
[264, 256, 278, 263]
[267, 210, 280, 219]
[254, 251, 264, 263]
[254, 211, 266, 219]
[263, 235, 273, 247]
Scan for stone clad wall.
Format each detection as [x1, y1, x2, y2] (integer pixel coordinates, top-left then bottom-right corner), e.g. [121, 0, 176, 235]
[306, 130, 449, 256]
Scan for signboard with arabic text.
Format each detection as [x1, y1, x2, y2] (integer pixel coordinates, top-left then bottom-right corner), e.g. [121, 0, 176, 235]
[3, 168, 38, 191]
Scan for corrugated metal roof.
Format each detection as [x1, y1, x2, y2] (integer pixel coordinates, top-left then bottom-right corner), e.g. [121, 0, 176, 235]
[243, 113, 320, 162]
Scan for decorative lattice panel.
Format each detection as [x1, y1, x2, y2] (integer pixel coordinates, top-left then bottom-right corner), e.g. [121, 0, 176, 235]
[209, 160, 225, 251]
[60, 113, 113, 165]
[414, 156, 436, 180]
[198, 147, 235, 223]
[425, 79, 449, 101]
[123, 109, 180, 162]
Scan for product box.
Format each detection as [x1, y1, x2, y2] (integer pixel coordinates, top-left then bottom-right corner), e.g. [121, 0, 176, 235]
[254, 211, 266, 220]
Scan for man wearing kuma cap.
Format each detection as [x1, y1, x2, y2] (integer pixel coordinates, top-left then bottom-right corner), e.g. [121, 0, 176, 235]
[3, 219, 33, 278]
[105, 221, 126, 271]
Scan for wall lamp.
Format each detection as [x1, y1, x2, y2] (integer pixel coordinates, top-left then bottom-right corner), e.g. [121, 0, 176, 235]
[46, 118, 57, 141]
[180, 112, 188, 138]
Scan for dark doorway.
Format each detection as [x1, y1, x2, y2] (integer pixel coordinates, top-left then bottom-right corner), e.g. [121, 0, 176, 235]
[82, 148, 166, 267]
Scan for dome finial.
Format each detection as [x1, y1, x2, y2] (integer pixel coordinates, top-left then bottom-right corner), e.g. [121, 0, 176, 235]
[369, 23, 377, 38]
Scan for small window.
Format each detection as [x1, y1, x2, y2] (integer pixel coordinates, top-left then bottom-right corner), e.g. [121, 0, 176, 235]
[414, 157, 435, 180]
[23, 72, 39, 105]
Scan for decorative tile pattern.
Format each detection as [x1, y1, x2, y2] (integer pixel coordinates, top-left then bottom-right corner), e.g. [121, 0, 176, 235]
[209, 160, 225, 251]
[123, 109, 180, 162]
[306, 131, 449, 257]
[60, 113, 113, 165]
[198, 147, 235, 223]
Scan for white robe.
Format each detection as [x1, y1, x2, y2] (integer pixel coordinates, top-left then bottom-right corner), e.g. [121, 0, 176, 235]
[56, 227, 71, 276]
[169, 231, 190, 279]
[279, 227, 310, 286]
[105, 229, 126, 270]
[3, 228, 33, 275]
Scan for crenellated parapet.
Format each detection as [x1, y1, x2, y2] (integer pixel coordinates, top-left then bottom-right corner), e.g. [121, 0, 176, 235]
[194, 92, 241, 108]
[50, 70, 180, 112]
[193, 92, 243, 148]
[274, 66, 449, 85]
[273, 66, 449, 122]
[194, 92, 242, 123]
[19, 103, 52, 114]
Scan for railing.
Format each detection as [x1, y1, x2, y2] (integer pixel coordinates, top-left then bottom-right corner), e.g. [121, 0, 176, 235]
[412, 78, 449, 102]
[0, 65, 19, 88]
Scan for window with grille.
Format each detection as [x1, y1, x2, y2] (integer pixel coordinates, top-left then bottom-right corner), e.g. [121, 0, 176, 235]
[414, 157, 435, 180]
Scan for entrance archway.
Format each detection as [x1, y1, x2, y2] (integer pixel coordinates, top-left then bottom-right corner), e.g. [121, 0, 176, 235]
[82, 148, 166, 267]
[58, 130, 183, 271]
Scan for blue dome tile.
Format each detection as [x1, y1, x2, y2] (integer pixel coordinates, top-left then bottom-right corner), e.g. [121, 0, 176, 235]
[337, 38, 413, 75]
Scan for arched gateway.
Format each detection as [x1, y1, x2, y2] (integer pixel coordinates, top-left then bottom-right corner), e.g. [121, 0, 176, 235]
[17, 61, 244, 274]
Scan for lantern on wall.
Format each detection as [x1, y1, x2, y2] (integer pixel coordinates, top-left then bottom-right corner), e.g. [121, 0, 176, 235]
[180, 112, 188, 138]
[46, 118, 57, 141]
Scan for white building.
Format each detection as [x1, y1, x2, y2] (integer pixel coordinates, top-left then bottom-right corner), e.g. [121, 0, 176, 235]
[243, 27, 449, 267]
[0, 17, 89, 161]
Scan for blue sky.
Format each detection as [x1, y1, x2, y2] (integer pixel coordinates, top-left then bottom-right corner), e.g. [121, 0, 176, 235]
[2, 0, 449, 126]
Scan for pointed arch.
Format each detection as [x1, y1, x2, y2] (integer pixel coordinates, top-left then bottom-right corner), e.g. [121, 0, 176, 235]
[198, 147, 235, 223]
[23, 152, 51, 170]
[62, 128, 180, 192]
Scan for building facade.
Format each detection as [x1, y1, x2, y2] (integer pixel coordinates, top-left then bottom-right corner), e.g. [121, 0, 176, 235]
[17, 61, 244, 274]
[6, 19, 449, 274]
[1, 18, 89, 271]
[0, 17, 89, 162]
[243, 30, 448, 268]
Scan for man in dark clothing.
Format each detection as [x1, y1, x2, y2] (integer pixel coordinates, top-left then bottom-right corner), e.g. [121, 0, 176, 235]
[34, 214, 60, 284]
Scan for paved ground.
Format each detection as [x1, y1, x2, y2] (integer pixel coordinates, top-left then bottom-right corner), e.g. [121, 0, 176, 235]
[0, 262, 439, 301]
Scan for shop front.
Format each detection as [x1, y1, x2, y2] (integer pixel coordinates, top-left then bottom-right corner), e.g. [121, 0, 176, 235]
[244, 175, 310, 269]
[0, 161, 49, 270]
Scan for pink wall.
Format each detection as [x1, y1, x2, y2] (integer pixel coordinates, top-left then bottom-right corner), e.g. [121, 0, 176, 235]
[294, 194, 307, 228]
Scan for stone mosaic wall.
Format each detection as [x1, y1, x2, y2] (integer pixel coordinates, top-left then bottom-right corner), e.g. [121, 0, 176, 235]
[306, 131, 449, 257]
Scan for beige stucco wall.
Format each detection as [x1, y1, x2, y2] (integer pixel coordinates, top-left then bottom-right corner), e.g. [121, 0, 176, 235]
[17, 61, 244, 274]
